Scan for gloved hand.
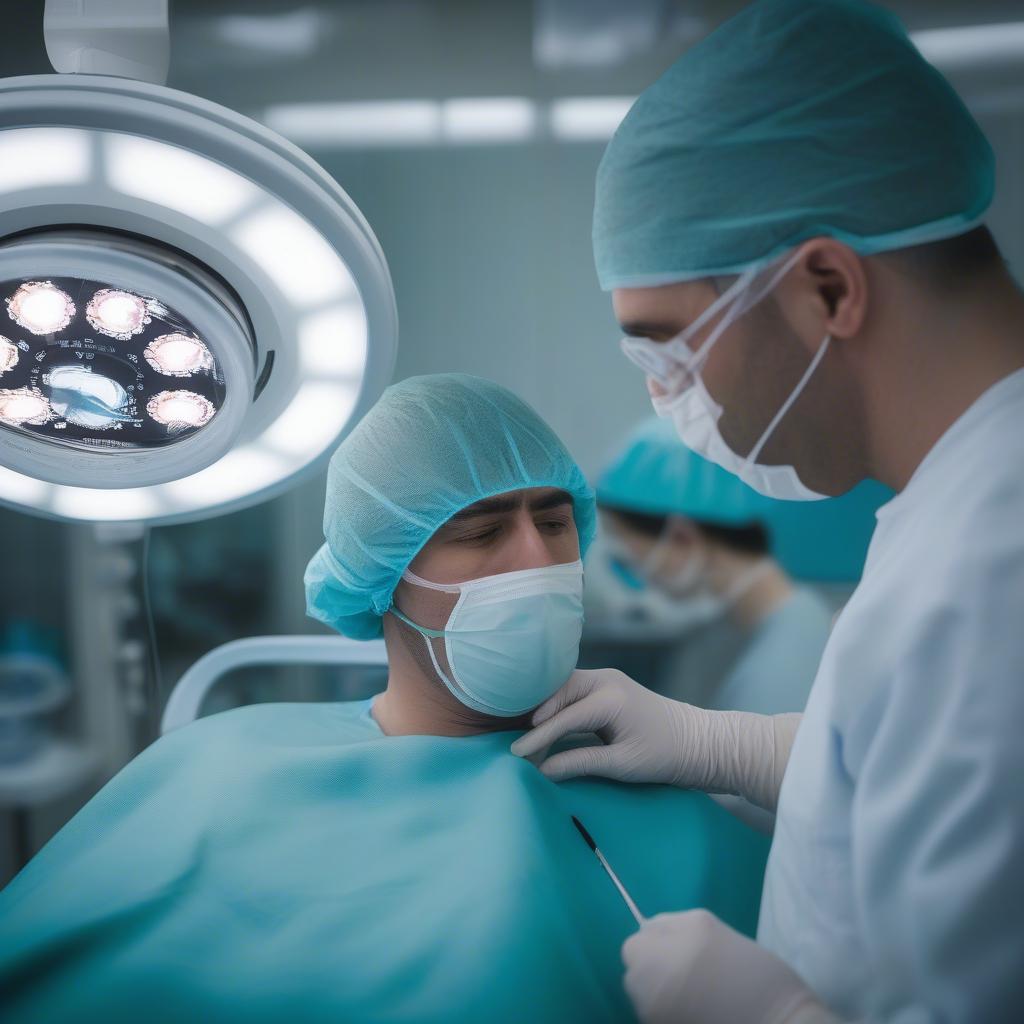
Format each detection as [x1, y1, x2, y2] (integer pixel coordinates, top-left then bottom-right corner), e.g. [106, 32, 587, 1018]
[510, 668, 800, 812]
[623, 910, 839, 1024]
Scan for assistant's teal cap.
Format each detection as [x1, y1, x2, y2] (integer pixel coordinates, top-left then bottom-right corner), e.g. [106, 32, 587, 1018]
[597, 417, 773, 526]
[593, 0, 994, 289]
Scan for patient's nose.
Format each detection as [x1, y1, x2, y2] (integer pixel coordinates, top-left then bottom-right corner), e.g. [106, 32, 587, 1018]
[508, 511, 562, 570]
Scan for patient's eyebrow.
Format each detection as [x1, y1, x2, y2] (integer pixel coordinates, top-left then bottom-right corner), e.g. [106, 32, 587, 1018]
[447, 494, 523, 522]
[529, 490, 573, 513]
[445, 489, 572, 526]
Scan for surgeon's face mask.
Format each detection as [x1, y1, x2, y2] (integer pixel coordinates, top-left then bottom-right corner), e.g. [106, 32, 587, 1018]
[390, 561, 585, 718]
[620, 251, 830, 501]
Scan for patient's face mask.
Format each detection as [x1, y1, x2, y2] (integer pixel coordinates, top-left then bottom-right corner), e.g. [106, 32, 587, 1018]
[619, 251, 830, 502]
[390, 561, 585, 717]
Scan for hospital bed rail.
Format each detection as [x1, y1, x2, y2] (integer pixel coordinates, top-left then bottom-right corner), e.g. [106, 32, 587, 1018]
[160, 636, 387, 736]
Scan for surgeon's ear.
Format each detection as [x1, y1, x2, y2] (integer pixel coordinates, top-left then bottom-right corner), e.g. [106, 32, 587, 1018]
[800, 237, 867, 342]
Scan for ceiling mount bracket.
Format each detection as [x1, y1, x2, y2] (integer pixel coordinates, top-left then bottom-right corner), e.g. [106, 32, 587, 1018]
[44, 0, 170, 86]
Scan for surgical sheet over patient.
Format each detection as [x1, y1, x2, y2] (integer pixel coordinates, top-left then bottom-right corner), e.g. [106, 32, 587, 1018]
[0, 700, 769, 1024]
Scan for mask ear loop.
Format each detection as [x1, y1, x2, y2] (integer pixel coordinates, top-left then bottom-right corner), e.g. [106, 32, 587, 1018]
[628, 248, 804, 404]
[389, 603, 484, 711]
[622, 264, 760, 383]
[392, 572, 489, 709]
[688, 248, 806, 372]
[743, 333, 831, 467]
[401, 568, 462, 593]
[661, 248, 814, 446]
[705, 248, 825, 468]
[645, 279, 761, 413]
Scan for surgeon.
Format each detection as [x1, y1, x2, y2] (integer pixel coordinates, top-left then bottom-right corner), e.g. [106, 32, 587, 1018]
[597, 417, 831, 714]
[512, 1, 1024, 1021]
[0, 374, 769, 1024]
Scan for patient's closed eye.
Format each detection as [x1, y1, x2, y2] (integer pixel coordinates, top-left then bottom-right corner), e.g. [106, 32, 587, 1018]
[537, 514, 572, 534]
[454, 524, 503, 545]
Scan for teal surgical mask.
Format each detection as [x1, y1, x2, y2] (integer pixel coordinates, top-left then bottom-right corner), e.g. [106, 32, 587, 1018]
[390, 560, 585, 717]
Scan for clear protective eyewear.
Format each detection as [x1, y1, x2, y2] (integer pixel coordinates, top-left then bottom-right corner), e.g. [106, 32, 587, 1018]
[618, 250, 803, 395]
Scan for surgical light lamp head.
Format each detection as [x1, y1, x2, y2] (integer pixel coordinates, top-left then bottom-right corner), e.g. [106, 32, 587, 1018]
[0, 9, 397, 525]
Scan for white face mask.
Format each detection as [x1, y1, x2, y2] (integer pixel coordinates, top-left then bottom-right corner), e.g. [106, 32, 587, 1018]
[620, 251, 830, 502]
[636, 527, 705, 597]
[390, 560, 585, 718]
[620, 525, 772, 627]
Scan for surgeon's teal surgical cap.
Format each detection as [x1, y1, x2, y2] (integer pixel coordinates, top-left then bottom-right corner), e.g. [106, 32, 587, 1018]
[593, 0, 995, 289]
[598, 417, 773, 526]
[304, 374, 597, 639]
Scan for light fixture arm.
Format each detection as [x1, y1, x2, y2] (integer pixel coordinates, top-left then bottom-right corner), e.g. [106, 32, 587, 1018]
[44, 0, 170, 86]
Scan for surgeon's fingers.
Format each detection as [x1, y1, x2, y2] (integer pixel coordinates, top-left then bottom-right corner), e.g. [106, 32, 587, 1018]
[510, 690, 609, 759]
[536, 743, 620, 783]
[530, 669, 601, 727]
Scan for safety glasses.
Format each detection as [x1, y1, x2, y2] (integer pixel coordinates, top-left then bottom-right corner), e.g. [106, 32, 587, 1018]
[618, 250, 803, 394]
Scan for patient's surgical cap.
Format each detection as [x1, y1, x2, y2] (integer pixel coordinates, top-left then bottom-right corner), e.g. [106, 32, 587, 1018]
[593, 0, 995, 289]
[304, 374, 597, 639]
[598, 417, 773, 527]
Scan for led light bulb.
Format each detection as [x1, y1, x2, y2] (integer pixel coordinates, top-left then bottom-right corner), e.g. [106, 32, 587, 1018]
[6, 281, 75, 335]
[86, 288, 151, 340]
[0, 387, 53, 426]
[146, 389, 216, 428]
[144, 333, 214, 377]
[0, 336, 18, 375]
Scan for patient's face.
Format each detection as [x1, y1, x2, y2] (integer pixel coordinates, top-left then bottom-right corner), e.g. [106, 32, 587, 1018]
[394, 486, 579, 631]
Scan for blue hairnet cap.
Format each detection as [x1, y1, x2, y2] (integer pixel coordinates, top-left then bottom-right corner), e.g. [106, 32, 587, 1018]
[597, 417, 773, 526]
[304, 373, 597, 639]
[593, 0, 995, 289]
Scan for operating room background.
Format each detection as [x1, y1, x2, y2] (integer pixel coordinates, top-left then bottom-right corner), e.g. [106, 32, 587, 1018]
[1, 0, 1023, 883]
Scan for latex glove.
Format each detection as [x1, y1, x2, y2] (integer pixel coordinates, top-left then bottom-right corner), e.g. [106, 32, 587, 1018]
[623, 910, 840, 1024]
[510, 668, 799, 812]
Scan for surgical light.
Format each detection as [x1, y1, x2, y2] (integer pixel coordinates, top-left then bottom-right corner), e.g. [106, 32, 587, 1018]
[0, 389, 52, 427]
[146, 391, 216, 429]
[0, 0, 397, 525]
[0, 337, 18, 375]
[7, 281, 76, 336]
[144, 334, 213, 377]
[86, 289, 152, 340]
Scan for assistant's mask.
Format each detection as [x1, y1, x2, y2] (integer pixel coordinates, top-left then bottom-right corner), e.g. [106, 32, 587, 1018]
[613, 524, 772, 629]
[390, 560, 585, 717]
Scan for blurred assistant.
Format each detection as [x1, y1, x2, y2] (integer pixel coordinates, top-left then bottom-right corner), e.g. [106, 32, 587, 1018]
[597, 418, 831, 714]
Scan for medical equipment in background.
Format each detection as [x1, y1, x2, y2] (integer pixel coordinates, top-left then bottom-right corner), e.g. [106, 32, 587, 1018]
[0, 621, 96, 866]
[160, 636, 387, 734]
[0, 0, 397, 819]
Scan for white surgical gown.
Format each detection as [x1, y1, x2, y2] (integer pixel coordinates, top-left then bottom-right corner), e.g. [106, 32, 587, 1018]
[759, 368, 1024, 1021]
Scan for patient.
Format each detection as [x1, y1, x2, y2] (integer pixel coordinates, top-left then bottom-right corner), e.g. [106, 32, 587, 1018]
[0, 374, 768, 1024]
